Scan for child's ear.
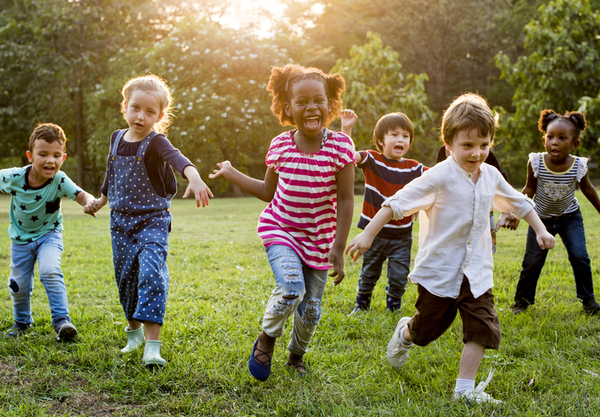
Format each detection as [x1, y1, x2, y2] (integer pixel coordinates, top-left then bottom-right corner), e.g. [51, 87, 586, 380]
[284, 102, 292, 117]
[328, 101, 332, 113]
[572, 138, 580, 150]
[26, 151, 33, 163]
[157, 112, 165, 122]
[62, 154, 67, 163]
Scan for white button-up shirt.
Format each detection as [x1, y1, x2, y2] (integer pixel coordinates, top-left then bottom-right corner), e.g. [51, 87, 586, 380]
[382, 157, 534, 299]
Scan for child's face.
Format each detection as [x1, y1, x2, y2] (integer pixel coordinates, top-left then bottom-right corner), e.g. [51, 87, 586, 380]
[379, 127, 411, 161]
[124, 89, 164, 139]
[26, 139, 66, 183]
[285, 78, 331, 140]
[543, 119, 579, 162]
[447, 128, 490, 175]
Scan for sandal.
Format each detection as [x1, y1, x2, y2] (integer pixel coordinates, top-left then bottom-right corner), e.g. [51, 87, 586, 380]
[285, 360, 308, 377]
[248, 338, 273, 381]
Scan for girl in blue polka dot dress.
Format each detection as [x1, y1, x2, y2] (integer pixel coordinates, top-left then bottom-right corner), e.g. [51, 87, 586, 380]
[85, 74, 213, 367]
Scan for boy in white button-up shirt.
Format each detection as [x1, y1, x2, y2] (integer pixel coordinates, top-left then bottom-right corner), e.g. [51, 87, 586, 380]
[346, 93, 555, 404]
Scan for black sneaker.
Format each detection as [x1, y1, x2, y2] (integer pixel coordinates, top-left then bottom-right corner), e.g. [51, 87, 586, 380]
[54, 320, 78, 341]
[512, 300, 529, 315]
[582, 298, 600, 315]
[5, 322, 30, 337]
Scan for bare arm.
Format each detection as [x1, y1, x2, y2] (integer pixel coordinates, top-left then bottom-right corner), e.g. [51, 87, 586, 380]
[522, 209, 555, 250]
[346, 206, 394, 261]
[82, 193, 108, 216]
[579, 171, 600, 214]
[328, 163, 354, 285]
[340, 109, 358, 138]
[182, 165, 213, 207]
[522, 160, 537, 199]
[75, 191, 97, 218]
[209, 161, 278, 202]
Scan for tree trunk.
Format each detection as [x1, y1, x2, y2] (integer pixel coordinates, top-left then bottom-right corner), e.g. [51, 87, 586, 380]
[75, 85, 85, 188]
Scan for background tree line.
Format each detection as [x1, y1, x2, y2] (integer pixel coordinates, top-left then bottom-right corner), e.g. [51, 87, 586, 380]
[1, 0, 600, 195]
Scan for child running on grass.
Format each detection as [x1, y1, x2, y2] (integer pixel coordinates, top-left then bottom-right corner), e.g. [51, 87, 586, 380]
[341, 109, 426, 313]
[84, 74, 213, 367]
[2, 123, 96, 340]
[346, 93, 555, 403]
[209, 64, 355, 381]
[512, 109, 600, 315]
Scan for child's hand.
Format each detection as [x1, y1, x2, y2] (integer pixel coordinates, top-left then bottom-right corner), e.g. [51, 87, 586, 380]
[183, 178, 213, 208]
[328, 246, 345, 285]
[536, 231, 555, 250]
[345, 232, 374, 262]
[495, 212, 520, 231]
[341, 109, 358, 132]
[83, 197, 106, 217]
[208, 161, 233, 180]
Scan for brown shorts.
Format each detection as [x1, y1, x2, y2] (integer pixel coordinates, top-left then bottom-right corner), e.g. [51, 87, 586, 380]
[407, 276, 501, 349]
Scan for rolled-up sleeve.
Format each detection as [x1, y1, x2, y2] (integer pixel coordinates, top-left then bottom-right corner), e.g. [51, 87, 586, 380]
[382, 173, 436, 220]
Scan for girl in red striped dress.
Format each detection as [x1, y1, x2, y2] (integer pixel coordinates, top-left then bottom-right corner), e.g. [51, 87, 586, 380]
[209, 64, 355, 381]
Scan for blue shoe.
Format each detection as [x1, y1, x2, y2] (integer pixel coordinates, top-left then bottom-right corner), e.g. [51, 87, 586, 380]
[285, 361, 308, 377]
[248, 338, 273, 381]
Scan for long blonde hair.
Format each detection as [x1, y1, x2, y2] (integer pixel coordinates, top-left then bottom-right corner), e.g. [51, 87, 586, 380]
[121, 74, 174, 134]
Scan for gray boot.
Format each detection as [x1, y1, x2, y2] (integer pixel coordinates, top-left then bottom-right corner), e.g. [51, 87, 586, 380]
[143, 340, 167, 367]
[121, 325, 145, 353]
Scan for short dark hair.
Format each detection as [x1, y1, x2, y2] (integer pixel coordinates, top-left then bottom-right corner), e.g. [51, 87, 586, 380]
[29, 123, 67, 152]
[372, 112, 414, 152]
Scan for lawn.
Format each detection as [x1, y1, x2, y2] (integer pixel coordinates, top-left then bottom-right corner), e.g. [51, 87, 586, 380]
[1, 192, 600, 416]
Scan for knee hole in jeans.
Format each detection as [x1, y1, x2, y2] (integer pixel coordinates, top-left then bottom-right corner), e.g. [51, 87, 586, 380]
[267, 291, 299, 316]
[8, 279, 19, 293]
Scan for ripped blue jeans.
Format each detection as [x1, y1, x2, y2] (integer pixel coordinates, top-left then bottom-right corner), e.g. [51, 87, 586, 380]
[262, 245, 328, 356]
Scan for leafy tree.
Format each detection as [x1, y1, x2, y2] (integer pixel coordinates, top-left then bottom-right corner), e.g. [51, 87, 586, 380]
[496, 0, 600, 183]
[332, 33, 437, 165]
[0, 0, 171, 187]
[87, 16, 310, 196]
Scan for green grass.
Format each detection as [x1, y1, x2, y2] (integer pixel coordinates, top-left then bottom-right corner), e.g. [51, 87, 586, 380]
[1, 192, 600, 416]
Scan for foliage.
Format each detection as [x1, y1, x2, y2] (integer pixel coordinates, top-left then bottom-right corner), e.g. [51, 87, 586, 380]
[0, 0, 172, 188]
[496, 0, 600, 183]
[1, 194, 600, 415]
[85, 16, 311, 196]
[332, 33, 437, 165]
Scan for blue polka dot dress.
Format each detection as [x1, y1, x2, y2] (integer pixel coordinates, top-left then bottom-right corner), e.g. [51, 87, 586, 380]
[107, 130, 175, 325]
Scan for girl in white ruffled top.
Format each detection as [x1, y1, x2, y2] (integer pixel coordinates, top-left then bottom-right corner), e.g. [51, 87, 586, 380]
[512, 109, 600, 315]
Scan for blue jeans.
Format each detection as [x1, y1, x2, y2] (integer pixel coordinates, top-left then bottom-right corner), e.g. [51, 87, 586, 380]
[358, 235, 411, 298]
[262, 245, 328, 356]
[7, 230, 71, 326]
[515, 209, 594, 304]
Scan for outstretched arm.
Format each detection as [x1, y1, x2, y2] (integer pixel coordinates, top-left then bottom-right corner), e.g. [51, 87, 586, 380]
[579, 172, 600, 214]
[182, 165, 214, 207]
[76, 191, 98, 218]
[346, 206, 394, 261]
[522, 209, 555, 250]
[496, 161, 538, 231]
[328, 163, 354, 285]
[209, 161, 278, 202]
[83, 194, 108, 217]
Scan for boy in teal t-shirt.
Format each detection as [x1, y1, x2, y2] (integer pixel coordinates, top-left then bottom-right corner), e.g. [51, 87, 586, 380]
[1, 123, 95, 340]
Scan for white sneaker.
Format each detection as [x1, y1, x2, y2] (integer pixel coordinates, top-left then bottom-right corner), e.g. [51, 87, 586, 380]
[387, 316, 412, 369]
[453, 370, 502, 404]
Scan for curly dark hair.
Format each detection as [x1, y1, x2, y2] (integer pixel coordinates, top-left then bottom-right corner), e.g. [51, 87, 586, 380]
[538, 109, 587, 140]
[29, 123, 67, 152]
[266, 64, 345, 127]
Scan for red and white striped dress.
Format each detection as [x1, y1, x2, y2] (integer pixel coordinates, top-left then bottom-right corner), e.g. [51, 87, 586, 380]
[258, 129, 356, 270]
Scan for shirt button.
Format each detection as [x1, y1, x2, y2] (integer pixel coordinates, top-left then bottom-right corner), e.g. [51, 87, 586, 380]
[468, 241, 471, 245]
[468, 174, 472, 178]
[463, 266, 466, 269]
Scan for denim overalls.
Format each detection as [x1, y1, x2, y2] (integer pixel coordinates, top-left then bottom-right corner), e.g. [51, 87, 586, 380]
[107, 130, 174, 324]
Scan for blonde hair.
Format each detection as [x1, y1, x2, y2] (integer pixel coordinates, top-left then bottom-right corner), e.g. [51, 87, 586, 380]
[441, 93, 498, 145]
[121, 74, 173, 134]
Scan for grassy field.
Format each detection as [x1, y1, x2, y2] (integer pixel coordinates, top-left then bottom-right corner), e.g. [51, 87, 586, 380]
[1, 192, 600, 416]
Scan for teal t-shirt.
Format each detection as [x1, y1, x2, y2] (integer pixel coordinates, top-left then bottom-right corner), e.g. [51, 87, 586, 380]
[0, 166, 81, 244]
